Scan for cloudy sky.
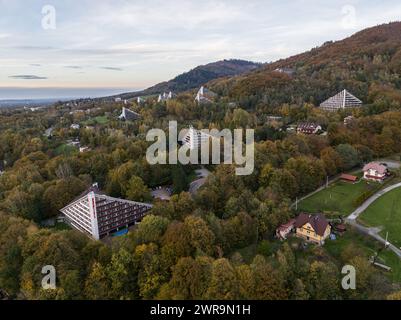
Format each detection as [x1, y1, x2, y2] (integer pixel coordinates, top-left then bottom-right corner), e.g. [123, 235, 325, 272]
[0, 0, 400, 99]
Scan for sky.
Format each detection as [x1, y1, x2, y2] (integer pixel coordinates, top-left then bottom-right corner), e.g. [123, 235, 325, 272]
[0, 0, 400, 99]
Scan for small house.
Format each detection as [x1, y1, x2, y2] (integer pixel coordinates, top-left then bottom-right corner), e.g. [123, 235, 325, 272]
[363, 162, 390, 182]
[276, 219, 296, 240]
[297, 123, 322, 135]
[295, 213, 331, 245]
[340, 174, 358, 183]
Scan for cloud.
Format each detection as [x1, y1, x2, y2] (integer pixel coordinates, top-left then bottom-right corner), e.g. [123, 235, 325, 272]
[0, 33, 11, 39]
[9, 75, 48, 80]
[30, 64, 41, 67]
[100, 66, 123, 71]
[65, 65, 83, 69]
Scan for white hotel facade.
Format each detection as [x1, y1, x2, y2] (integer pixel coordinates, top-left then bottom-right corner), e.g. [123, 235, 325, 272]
[181, 126, 212, 150]
[61, 185, 152, 240]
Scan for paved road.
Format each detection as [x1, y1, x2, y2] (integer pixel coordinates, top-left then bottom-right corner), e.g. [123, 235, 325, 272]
[377, 160, 401, 169]
[347, 182, 401, 220]
[346, 182, 401, 259]
[189, 167, 211, 195]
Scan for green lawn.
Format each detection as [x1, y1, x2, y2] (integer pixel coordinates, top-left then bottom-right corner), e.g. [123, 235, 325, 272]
[298, 177, 380, 216]
[82, 115, 109, 126]
[325, 228, 401, 283]
[358, 187, 401, 248]
[54, 143, 78, 156]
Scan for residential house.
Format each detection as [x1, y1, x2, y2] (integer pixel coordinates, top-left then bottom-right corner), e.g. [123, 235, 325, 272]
[297, 123, 322, 135]
[363, 162, 390, 182]
[320, 89, 362, 112]
[276, 219, 296, 240]
[295, 213, 331, 245]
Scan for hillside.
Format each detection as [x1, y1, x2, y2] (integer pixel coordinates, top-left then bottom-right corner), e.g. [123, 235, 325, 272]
[209, 22, 401, 110]
[113, 59, 262, 99]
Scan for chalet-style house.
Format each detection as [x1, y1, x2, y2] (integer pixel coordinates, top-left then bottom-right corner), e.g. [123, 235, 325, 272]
[195, 86, 217, 104]
[363, 162, 390, 182]
[320, 89, 362, 112]
[118, 107, 141, 121]
[297, 123, 322, 135]
[158, 92, 173, 103]
[276, 219, 296, 240]
[60, 184, 152, 240]
[295, 213, 331, 245]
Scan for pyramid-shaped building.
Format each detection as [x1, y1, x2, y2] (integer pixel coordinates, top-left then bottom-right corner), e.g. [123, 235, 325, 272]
[195, 86, 217, 104]
[319, 89, 362, 111]
[118, 107, 141, 121]
[61, 185, 152, 240]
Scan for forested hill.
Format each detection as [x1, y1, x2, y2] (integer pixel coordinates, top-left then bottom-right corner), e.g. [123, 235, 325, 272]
[209, 22, 401, 110]
[111, 59, 262, 99]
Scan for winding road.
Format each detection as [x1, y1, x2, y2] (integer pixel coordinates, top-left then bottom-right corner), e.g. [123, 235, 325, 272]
[345, 182, 401, 259]
[189, 167, 211, 195]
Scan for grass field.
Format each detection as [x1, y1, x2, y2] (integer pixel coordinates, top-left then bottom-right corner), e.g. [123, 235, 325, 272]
[54, 143, 78, 156]
[324, 228, 401, 283]
[298, 176, 380, 216]
[358, 187, 401, 248]
[82, 115, 109, 126]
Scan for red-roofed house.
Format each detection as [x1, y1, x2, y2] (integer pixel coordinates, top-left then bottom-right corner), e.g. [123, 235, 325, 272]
[295, 213, 331, 245]
[363, 162, 390, 182]
[296, 123, 322, 135]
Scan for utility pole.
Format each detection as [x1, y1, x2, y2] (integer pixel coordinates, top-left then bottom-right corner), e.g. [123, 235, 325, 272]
[385, 232, 389, 248]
